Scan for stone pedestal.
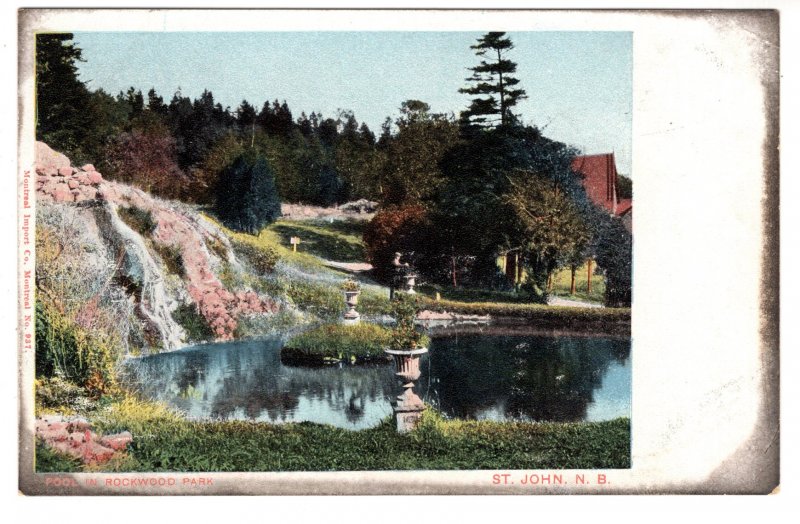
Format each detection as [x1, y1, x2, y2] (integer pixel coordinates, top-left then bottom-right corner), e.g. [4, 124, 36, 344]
[343, 291, 360, 324]
[403, 273, 418, 294]
[385, 347, 428, 433]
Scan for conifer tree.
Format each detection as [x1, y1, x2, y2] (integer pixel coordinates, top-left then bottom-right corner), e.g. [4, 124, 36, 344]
[215, 152, 281, 234]
[459, 32, 528, 128]
[35, 33, 92, 157]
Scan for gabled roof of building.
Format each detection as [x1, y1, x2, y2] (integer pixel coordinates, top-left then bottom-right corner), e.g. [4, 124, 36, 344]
[571, 153, 632, 217]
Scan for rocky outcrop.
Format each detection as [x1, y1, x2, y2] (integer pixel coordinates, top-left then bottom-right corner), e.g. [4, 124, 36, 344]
[280, 200, 377, 220]
[34, 142, 278, 348]
[36, 415, 132, 465]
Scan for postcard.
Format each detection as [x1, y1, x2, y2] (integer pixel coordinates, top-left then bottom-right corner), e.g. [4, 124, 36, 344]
[16, 8, 779, 495]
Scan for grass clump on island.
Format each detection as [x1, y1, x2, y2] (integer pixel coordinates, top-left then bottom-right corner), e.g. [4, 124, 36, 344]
[37, 395, 630, 473]
[281, 323, 397, 364]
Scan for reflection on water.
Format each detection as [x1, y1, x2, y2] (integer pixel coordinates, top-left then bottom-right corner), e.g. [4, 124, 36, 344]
[124, 334, 630, 430]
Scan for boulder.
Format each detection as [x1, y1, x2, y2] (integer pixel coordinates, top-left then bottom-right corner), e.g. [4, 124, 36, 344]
[81, 163, 96, 172]
[35, 141, 70, 171]
[52, 183, 72, 203]
[68, 179, 79, 190]
[88, 171, 103, 185]
[57, 167, 73, 177]
[66, 418, 91, 433]
[80, 441, 116, 464]
[100, 431, 132, 451]
[37, 426, 70, 442]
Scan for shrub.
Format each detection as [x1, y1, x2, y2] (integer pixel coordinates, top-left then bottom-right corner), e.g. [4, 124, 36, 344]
[215, 151, 281, 234]
[205, 235, 229, 262]
[102, 125, 191, 198]
[35, 439, 82, 473]
[232, 239, 280, 274]
[341, 279, 361, 292]
[35, 300, 119, 397]
[389, 293, 430, 351]
[102, 127, 191, 200]
[117, 205, 156, 237]
[153, 244, 185, 277]
[35, 376, 89, 412]
[171, 303, 213, 343]
[362, 204, 429, 283]
[282, 323, 393, 364]
[285, 280, 343, 320]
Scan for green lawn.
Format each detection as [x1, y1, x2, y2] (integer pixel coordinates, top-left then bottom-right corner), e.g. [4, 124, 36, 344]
[417, 284, 534, 305]
[202, 214, 391, 321]
[268, 218, 367, 262]
[37, 396, 630, 472]
[549, 262, 606, 303]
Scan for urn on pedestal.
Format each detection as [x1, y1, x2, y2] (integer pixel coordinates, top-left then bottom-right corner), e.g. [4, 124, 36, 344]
[385, 292, 429, 433]
[341, 279, 361, 324]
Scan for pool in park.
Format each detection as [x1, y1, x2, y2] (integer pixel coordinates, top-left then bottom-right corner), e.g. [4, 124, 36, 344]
[124, 331, 631, 430]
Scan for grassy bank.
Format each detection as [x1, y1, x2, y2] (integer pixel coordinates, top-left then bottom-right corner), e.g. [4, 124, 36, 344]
[419, 262, 606, 306]
[269, 219, 366, 262]
[38, 397, 630, 472]
[203, 214, 392, 321]
[282, 323, 394, 364]
[420, 298, 630, 334]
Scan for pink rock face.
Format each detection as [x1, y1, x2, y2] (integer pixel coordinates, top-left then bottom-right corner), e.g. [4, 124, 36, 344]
[81, 441, 116, 464]
[34, 140, 279, 342]
[100, 431, 132, 451]
[35, 142, 71, 170]
[36, 415, 130, 465]
[88, 171, 103, 185]
[38, 427, 70, 442]
[66, 418, 91, 432]
[52, 183, 72, 203]
[67, 431, 90, 447]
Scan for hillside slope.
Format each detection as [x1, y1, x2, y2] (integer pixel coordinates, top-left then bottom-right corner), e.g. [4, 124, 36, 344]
[34, 142, 279, 353]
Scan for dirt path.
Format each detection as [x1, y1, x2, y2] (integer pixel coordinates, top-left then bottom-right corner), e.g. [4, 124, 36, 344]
[547, 295, 604, 308]
[322, 259, 374, 274]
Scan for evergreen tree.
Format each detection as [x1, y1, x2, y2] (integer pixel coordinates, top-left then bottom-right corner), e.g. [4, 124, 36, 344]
[147, 88, 169, 117]
[236, 100, 257, 127]
[317, 164, 342, 207]
[215, 151, 281, 234]
[459, 32, 527, 128]
[35, 33, 92, 158]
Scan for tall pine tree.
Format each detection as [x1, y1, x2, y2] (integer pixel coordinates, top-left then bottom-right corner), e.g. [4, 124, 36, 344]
[35, 33, 92, 158]
[459, 32, 527, 129]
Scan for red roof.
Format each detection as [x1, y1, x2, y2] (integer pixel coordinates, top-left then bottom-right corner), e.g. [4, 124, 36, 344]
[571, 153, 631, 216]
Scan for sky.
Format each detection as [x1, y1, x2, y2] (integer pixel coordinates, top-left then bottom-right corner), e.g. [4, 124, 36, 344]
[72, 31, 632, 175]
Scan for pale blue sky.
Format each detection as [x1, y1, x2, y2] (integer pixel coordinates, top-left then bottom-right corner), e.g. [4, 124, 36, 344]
[73, 31, 632, 174]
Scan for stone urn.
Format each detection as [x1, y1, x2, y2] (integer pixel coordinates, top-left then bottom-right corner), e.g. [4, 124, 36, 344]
[343, 290, 360, 324]
[385, 347, 428, 433]
[403, 273, 418, 294]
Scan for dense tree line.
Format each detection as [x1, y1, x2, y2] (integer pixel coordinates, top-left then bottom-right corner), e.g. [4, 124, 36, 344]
[35, 32, 632, 306]
[35, 34, 390, 208]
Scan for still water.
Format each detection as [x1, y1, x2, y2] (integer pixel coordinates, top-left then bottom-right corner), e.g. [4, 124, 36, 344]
[125, 333, 630, 430]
